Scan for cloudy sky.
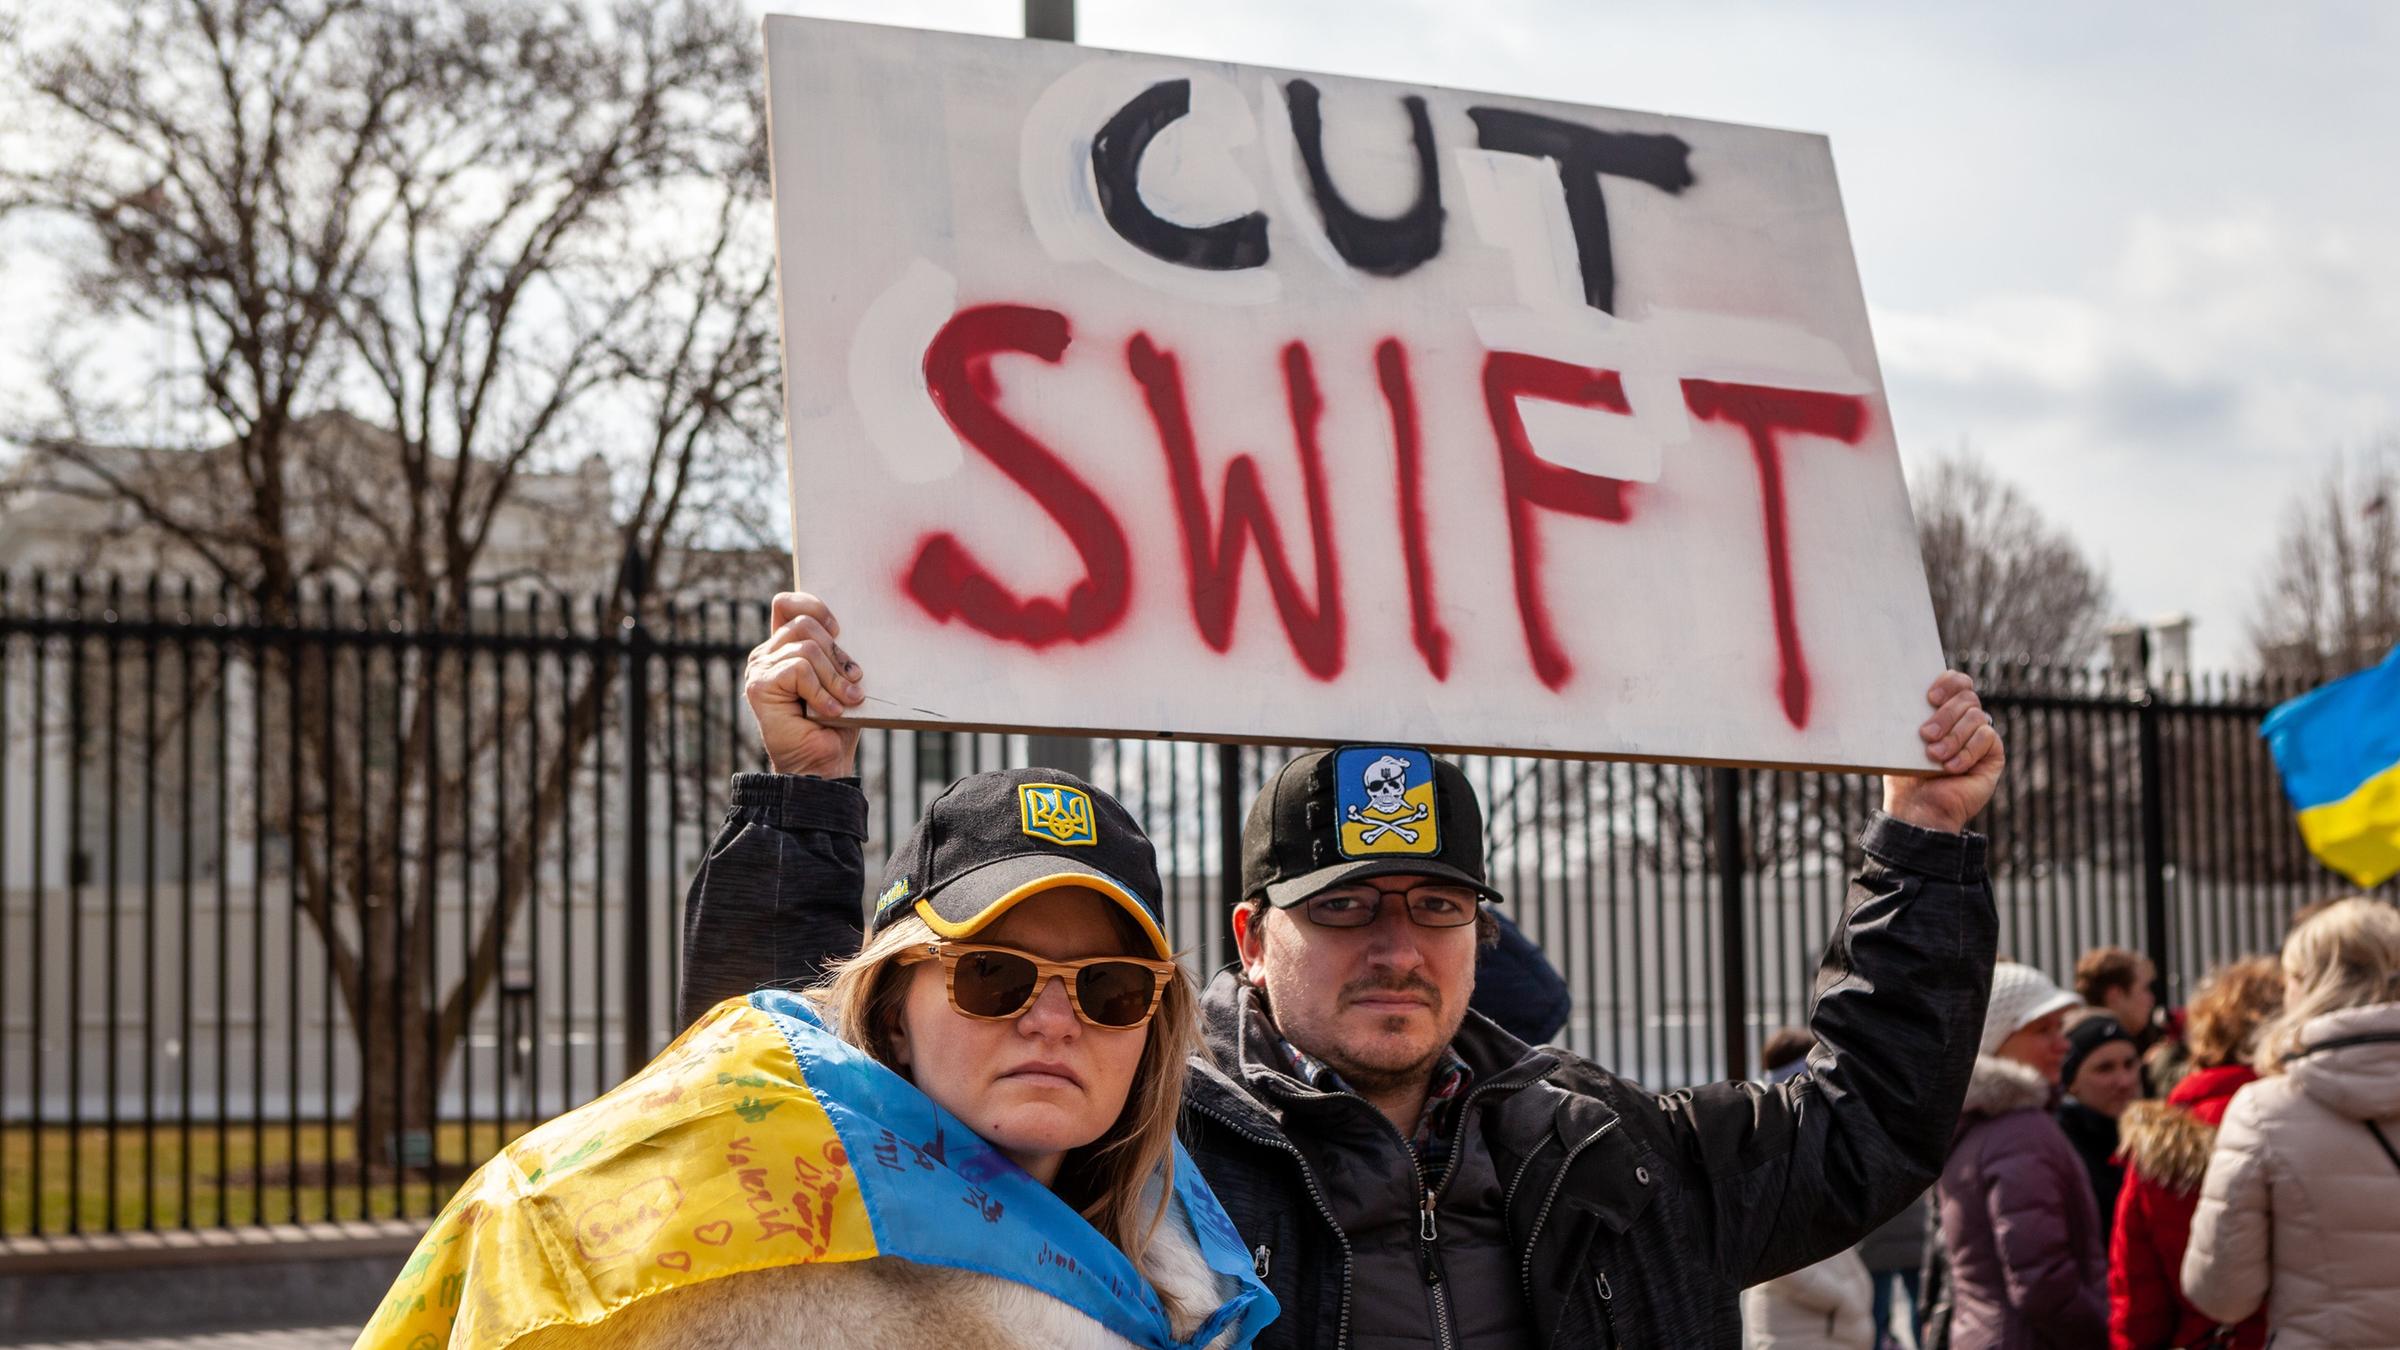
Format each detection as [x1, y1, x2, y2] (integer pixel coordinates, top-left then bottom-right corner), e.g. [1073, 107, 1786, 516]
[752, 0, 2400, 671]
[7, 3, 2389, 671]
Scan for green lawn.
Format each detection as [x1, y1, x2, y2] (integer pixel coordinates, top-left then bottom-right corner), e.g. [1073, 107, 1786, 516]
[1, 1119, 543, 1236]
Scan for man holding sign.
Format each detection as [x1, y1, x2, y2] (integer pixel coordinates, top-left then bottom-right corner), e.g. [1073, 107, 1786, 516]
[675, 589, 2002, 1348]
[761, 18, 1954, 774]
[704, 17, 2008, 1343]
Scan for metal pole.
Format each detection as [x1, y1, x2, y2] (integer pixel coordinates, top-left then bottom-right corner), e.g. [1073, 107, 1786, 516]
[1712, 766, 1750, 1081]
[1217, 742, 1244, 914]
[622, 553, 654, 1077]
[2137, 689, 2172, 1007]
[1019, 0, 1087, 785]
[1025, 0, 1074, 42]
[1008, 2, 1094, 778]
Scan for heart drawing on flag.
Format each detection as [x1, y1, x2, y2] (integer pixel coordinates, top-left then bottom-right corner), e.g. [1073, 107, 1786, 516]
[573, 1176, 685, 1261]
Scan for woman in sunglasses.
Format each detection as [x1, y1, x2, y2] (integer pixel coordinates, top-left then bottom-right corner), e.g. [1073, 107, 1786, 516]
[360, 763, 1273, 1350]
[793, 765, 1263, 1345]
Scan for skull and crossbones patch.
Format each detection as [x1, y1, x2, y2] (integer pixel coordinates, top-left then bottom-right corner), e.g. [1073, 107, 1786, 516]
[1334, 746, 1439, 858]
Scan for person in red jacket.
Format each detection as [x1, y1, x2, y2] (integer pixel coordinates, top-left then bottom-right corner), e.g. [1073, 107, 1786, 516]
[2107, 956, 2283, 1350]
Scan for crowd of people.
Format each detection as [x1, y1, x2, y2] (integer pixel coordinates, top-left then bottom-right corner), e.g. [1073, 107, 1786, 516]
[361, 587, 2398, 1350]
[1743, 913, 2400, 1350]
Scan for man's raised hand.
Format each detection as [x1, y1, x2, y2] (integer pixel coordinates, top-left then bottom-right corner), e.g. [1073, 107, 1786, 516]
[1882, 671, 2004, 834]
[744, 591, 866, 778]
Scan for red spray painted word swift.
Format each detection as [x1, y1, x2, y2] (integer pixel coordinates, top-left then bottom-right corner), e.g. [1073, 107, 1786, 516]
[908, 304, 1868, 729]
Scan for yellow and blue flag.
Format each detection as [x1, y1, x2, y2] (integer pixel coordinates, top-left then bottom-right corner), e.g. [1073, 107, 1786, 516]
[2263, 645, 2400, 888]
[356, 989, 1274, 1350]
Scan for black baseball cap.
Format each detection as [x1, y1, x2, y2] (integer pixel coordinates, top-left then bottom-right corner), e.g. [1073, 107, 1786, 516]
[1240, 745, 1502, 908]
[872, 767, 1171, 960]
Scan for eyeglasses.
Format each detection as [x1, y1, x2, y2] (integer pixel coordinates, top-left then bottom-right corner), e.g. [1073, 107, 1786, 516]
[896, 942, 1178, 1030]
[1300, 884, 1483, 929]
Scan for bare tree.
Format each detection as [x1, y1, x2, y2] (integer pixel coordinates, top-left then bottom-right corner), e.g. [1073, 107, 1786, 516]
[1470, 453, 2120, 883]
[2, 0, 780, 1164]
[1484, 453, 2119, 882]
[2250, 444, 2400, 683]
[1913, 450, 2113, 666]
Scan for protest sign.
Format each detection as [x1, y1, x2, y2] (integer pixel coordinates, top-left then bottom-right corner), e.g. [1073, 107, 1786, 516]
[762, 16, 1946, 771]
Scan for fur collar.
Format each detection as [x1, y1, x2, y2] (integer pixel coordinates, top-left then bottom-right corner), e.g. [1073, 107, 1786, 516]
[1961, 1053, 2054, 1118]
[2116, 1098, 2216, 1193]
[1145, 1185, 1245, 1343]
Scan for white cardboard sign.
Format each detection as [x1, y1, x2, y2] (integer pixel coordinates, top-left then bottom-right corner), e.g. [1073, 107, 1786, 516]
[763, 16, 1945, 772]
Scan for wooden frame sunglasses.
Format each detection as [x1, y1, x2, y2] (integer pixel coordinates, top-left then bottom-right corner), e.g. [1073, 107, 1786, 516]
[896, 941, 1178, 1029]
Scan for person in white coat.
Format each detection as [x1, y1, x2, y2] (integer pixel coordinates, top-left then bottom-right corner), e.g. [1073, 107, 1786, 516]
[1743, 1028, 1879, 1350]
[1743, 1249, 1877, 1350]
[2181, 897, 2400, 1349]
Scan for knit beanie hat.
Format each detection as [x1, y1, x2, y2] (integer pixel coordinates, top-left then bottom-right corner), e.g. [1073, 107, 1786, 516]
[1979, 961, 2083, 1056]
[2060, 1010, 2134, 1087]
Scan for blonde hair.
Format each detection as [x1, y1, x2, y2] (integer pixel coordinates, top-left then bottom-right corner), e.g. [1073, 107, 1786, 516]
[2256, 898, 2400, 1074]
[2182, 956, 2283, 1070]
[805, 907, 1202, 1275]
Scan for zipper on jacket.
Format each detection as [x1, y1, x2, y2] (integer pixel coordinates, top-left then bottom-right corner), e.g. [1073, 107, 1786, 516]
[1251, 1244, 1271, 1280]
[1428, 1265, 1457, 1350]
[1594, 1270, 1617, 1347]
[1218, 1012, 1556, 1350]
[1412, 1068, 1528, 1350]
[1429, 1071, 1535, 1199]
[1421, 1189, 1456, 1350]
[1515, 1118, 1621, 1306]
[1500, 1128, 1558, 1217]
[1349, 1099, 1456, 1345]
[1187, 1095, 1356, 1349]
[1343, 1085, 1468, 1346]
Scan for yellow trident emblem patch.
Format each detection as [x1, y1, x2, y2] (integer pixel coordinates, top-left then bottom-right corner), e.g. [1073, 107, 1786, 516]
[1019, 784, 1099, 846]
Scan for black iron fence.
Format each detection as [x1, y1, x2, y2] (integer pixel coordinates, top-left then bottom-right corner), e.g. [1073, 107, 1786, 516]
[0, 573, 2366, 1237]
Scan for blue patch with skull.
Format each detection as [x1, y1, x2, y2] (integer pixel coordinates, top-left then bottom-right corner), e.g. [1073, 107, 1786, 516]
[1333, 746, 1439, 858]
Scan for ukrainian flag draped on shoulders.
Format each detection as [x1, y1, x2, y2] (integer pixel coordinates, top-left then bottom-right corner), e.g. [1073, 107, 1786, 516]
[356, 989, 1275, 1350]
[2263, 644, 2400, 888]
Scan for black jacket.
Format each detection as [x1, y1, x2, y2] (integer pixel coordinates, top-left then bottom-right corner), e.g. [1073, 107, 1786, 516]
[678, 774, 1998, 1349]
[2054, 1098, 2125, 1231]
